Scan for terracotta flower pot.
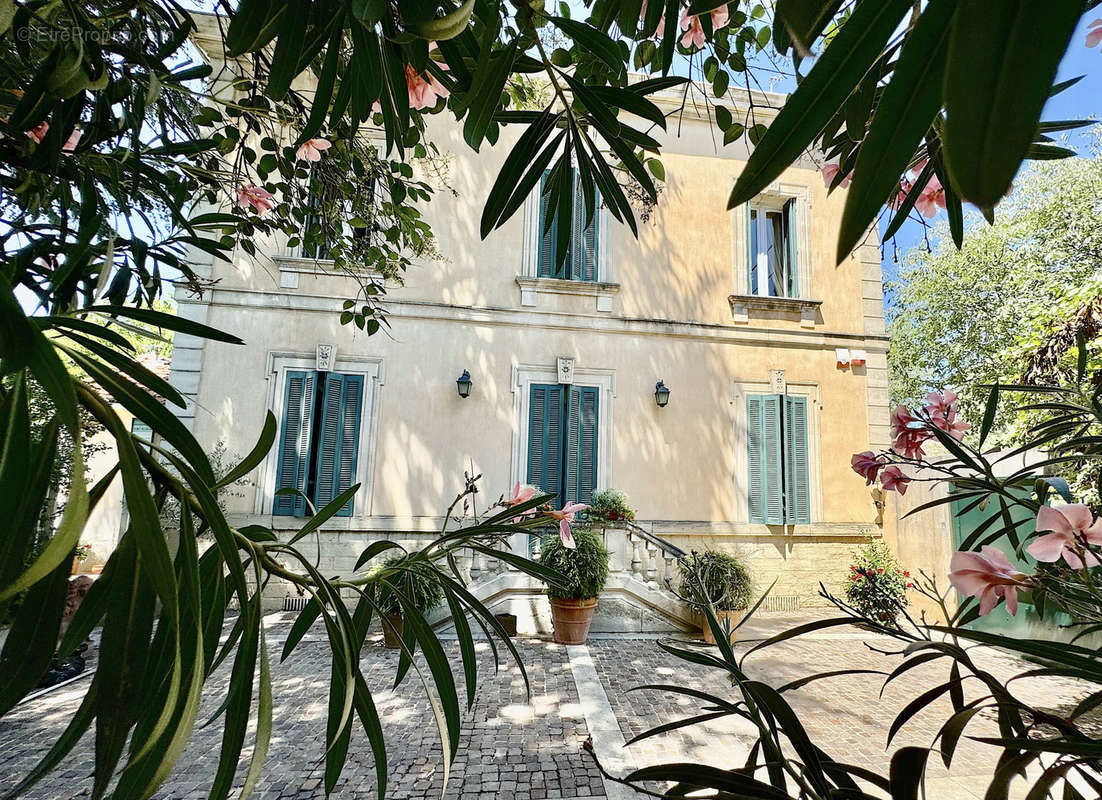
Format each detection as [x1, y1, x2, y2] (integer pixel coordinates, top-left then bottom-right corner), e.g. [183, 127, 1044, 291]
[549, 597, 598, 645]
[700, 609, 743, 645]
[383, 614, 404, 648]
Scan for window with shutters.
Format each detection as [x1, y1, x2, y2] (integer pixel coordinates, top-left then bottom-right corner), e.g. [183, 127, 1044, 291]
[299, 171, 377, 260]
[746, 393, 811, 525]
[536, 168, 600, 282]
[746, 199, 798, 298]
[526, 383, 598, 509]
[273, 370, 363, 517]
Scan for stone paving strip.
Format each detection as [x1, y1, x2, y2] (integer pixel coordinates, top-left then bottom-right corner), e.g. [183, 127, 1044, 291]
[0, 616, 604, 799]
[0, 613, 1095, 799]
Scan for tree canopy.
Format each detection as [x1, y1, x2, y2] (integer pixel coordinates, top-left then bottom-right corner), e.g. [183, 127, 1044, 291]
[888, 132, 1102, 436]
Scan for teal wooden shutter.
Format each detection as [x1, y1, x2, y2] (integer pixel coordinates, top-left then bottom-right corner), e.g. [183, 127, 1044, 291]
[563, 385, 599, 505]
[572, 172, 599, 282]
[527, 384, 564, 505]
[746, 204, 756, 295]
[578, 386, 598, 503]
[783, 198, 798, 298]
[537, 171, 556, 278]
[314, 373, 364, 517]
[747, 394, 784, 524]
[274, 370, 316, 516]
[783, 395, 811, 524]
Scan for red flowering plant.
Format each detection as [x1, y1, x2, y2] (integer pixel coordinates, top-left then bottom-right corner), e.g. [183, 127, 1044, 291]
[843, 540, 910, 625]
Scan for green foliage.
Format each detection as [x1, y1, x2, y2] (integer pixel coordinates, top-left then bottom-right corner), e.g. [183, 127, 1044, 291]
[842, 540, 909, 625]
[1, 0, 1097, 797]
[538, 527, 609, 601]
[679, 549, 753, 612]
[586, 488, 636, 524]
[376, 555, 445, 617]
[622, 381, 1102, 800]
[888, 135, 1102, 441]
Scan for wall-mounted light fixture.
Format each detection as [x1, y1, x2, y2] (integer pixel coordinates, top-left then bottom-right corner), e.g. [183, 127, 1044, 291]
[456, 369, 472, 399]
[654, 379, 671, 408]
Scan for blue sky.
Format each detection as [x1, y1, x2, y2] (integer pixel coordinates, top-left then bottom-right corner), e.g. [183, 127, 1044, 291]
[885, 14, 1101, 282]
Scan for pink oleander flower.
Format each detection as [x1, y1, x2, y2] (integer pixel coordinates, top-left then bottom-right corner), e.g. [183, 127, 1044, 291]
[1028, 504, 1102, 570]
[507, 482, 537, 507]
[62, 128, 81, 153]
[879, 466, 910, 495]
[949, 546, 1026, 616]
[406, 63, 449, 111]
[506, 482, 538, 522]
[1086, 18, 1102, 49]
[821, 162, 851, 189]
[923, 390, 971, 441]
[890, 405, 931, 460]
[547, 502, 588, 549]
[295, 137, 331, 162]
[851, 451, 885, 485]
[914, 174, 946, 218]
[678, 4, 728, 49]
[236, 184, 276, 216]
[640, 0, 666, 38]
[25, 121, 48, 143]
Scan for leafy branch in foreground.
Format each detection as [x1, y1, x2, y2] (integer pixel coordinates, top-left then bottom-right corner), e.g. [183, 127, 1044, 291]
[591, 377, 1102, 799]
[1, 355, 567, 800]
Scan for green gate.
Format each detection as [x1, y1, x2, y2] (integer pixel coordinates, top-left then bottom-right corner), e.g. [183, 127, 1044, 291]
[949, 489, 1044, 634]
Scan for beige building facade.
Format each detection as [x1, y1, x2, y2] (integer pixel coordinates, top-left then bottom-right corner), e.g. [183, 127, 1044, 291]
[170, 66, 894, 620]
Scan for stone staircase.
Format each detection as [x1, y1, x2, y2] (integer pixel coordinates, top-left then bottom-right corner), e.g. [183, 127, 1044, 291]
[444, 522, 695, 635]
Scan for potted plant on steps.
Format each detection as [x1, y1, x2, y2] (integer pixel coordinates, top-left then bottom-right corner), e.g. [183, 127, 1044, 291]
[539, 527, 610, 645]
[586, 489, 636, 527]
[377, 555, 444, 648]
[679, 550, 752, 645]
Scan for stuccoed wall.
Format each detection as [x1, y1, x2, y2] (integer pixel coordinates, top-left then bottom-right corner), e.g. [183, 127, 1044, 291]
[171, 78, 896, 610]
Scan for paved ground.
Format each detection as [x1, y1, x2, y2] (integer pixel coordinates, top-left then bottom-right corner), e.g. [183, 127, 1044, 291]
[0, 613, 1094, 799]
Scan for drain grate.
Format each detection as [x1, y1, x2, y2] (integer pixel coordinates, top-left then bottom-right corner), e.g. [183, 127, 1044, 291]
[282, 595, 310, 612]
[759, 595, 801, 612]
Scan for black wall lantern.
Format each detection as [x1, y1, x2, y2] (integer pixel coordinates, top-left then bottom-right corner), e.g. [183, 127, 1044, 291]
[654, 379, 670, 408]
[456, 369, 473, 399]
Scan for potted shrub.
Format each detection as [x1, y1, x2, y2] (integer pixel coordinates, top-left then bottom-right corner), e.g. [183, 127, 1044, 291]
[71, 544, 91, 575]
[844, 540, 910, 626]
[586, 489, 636, 525]
[538, 527, 610, 644]
[679, 550, 752, 644]
[376, 555, 444, 648]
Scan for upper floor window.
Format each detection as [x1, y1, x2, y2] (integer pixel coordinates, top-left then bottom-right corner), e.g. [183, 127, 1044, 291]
[746, 393, 810, 524]
[300, 172, 376, 260]
[274, 370, 363, 517]
[537, 168, 600, 282]
[747, 199, 798, 298]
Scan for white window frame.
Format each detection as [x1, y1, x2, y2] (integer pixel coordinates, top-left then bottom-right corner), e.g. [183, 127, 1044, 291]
[517, 182, 618, 312]
[510, 363, 615, 492]
[749, 198, 792, 298]
[255, 351, 385, 521]
[729, 377, 823, 525]
[731, 183, 812, 300]
[508, 362, 615, 554]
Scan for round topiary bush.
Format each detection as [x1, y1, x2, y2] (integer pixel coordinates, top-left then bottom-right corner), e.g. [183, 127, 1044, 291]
[538, 527, 610, 600]
[679, 550, 753, 613]
[376, 555, 445, 617]
[843, 540, 910, 625]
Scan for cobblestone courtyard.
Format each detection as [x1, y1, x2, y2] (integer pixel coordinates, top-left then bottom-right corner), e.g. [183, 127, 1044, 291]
[0, 613, 1092, 799]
